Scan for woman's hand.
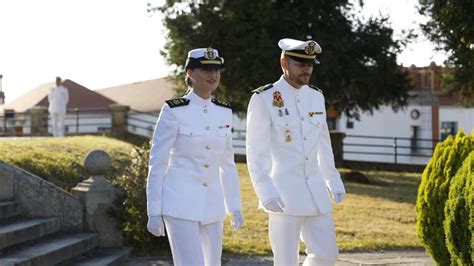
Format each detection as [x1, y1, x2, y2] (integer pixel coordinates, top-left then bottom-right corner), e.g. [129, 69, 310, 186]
[231, 211, 244, 230]
[147, 215, 166, 237]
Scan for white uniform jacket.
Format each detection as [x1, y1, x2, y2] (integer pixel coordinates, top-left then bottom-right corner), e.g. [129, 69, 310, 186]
[246, 75, 345, 215]
[147, 90, 242, 224]
[48, 85, 69, 113]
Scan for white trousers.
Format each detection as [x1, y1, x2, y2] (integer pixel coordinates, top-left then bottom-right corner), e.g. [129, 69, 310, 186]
[51, 112, 65, 137]
[163, 216, 223, 266]
[268, 212, 338, 266]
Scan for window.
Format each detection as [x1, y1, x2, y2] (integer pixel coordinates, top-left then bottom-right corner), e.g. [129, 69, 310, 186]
[441, 122, 457, 140]
[410, 126, 419, 152]
[346, 120, 354, 129]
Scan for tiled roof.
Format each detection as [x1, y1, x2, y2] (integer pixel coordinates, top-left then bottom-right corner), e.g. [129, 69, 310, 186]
[96, 77, 177, 112]
[0, 79, 116, 114]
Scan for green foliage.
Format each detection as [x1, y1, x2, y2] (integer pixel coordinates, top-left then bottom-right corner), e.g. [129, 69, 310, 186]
[444, 150, 474, 266]
[159, 0, 412, 117]
[0, 136, 135, 191]
[113, 143, 171, 256]
[416, 130, 474, 265]
[419, 0, 474, 105]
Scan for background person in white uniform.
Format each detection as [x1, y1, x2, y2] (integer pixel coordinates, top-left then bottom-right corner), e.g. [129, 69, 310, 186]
[246, 38, 346, 266]
[146, 47, 243, 266]
[48, 76, 69, 137]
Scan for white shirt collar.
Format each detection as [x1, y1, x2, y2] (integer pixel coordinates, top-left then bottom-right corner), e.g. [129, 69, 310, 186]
[186, 89, 212, 107]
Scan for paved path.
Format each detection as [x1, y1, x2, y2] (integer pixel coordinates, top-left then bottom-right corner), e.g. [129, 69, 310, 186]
[126, 250, 434, 265]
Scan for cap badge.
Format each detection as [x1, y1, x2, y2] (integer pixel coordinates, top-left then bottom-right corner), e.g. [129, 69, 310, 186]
[304, 42, 317, 55]
[204, 47, 216, 59]
[272, 91, 284, 107]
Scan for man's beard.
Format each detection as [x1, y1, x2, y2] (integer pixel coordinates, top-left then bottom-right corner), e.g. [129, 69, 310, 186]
[295, 74, 311, 85]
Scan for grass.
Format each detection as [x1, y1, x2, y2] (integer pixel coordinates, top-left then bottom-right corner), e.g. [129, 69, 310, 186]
[0, 136, 135, 191]
[222, 165, 422, 255]
[0, 137, 423, 255]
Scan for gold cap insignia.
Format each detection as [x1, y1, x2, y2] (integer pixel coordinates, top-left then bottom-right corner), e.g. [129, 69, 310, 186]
[305, 42, 317, 55]
[204, 47, 216, 59]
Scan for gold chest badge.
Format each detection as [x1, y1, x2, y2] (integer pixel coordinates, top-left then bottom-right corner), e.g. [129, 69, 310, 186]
[272, 91, 284, 107]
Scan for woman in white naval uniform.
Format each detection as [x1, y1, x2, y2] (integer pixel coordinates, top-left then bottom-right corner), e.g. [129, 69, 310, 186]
[146, 47, 243, 266]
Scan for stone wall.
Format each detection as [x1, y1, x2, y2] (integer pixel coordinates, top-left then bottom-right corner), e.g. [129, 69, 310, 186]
[0, 160, 84, 232]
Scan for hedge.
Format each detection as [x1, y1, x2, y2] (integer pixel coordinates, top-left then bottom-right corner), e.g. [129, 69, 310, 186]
[416, 130, 473, 265]
[444, 150, 473, 265]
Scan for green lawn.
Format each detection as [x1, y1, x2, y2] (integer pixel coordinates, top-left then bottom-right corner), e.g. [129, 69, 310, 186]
[0, 137, 423, 255]
[0, 136, 135, 190]
[223, 165, 422, 255]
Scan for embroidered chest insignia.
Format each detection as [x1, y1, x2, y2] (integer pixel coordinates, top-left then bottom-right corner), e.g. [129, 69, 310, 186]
[272, 91, 284, 107]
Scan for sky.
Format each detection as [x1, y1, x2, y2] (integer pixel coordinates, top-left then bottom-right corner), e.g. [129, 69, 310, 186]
[0, 0, 448, 104]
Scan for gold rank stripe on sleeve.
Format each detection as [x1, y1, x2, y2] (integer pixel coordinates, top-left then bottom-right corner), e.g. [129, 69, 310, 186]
[251, 83, 273, 94]
[308, 84, 323, 94]
[165, 98, 190, 108]
[211, 98, 232, 109]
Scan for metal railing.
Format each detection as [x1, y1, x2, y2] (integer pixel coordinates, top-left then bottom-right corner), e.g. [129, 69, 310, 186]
[126, 110, 159, 137]
[343, 134, 439, 164]
[0, 112, 31, 136]
[62, 108, 112, 134]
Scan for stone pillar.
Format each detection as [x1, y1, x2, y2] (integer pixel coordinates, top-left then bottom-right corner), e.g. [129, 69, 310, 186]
[72, 150, 123, 247]
[330, 131, 346, 168]
[28, 106, 48, 136]
[109, 104, 129, 140]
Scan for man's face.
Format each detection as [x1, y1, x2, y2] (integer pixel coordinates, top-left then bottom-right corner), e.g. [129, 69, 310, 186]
[282, 57, 313, 86]
[187, 68, 221, 92]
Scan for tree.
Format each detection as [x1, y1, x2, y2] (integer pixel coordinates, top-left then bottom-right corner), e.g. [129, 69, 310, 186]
[419, 0, 474, 105]
[159, 0, 412, 115]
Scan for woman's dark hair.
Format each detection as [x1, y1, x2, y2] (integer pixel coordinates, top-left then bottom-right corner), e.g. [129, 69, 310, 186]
[185, 75, 193, 87]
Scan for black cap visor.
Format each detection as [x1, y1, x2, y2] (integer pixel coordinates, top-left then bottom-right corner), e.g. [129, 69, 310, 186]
[185, 57, 224, 70]
[284, 51, 320, 64]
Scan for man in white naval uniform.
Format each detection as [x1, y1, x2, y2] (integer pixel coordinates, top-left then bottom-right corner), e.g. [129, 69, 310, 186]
[147, 47, 243, 265]
[246, 38, 346, 265]
[48, 76, 69, 137]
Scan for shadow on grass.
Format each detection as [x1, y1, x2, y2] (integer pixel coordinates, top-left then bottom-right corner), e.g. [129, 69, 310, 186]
[341, 170, 421, 204]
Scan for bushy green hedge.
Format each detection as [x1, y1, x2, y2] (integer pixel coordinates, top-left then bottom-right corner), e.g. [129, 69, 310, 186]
[114, 143, 171, 256]
[444, 151, 473, 265]
[416, 130, 474, 265]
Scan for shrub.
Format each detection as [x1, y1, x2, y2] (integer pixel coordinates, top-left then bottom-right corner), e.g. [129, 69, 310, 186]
[113, 143, 170, 256]
[416, 130, 473, 265]
[444, 151, 474, 265]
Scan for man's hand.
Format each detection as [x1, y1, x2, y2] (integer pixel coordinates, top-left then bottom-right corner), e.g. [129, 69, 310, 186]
[147, 216, 165, 237]
[264, 197, 285, 212]
[332, 192, 346, 203]
[230, 211, 244, 230]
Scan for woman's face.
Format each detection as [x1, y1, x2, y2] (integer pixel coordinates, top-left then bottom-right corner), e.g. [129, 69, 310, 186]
[187, 68, 221, 93]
